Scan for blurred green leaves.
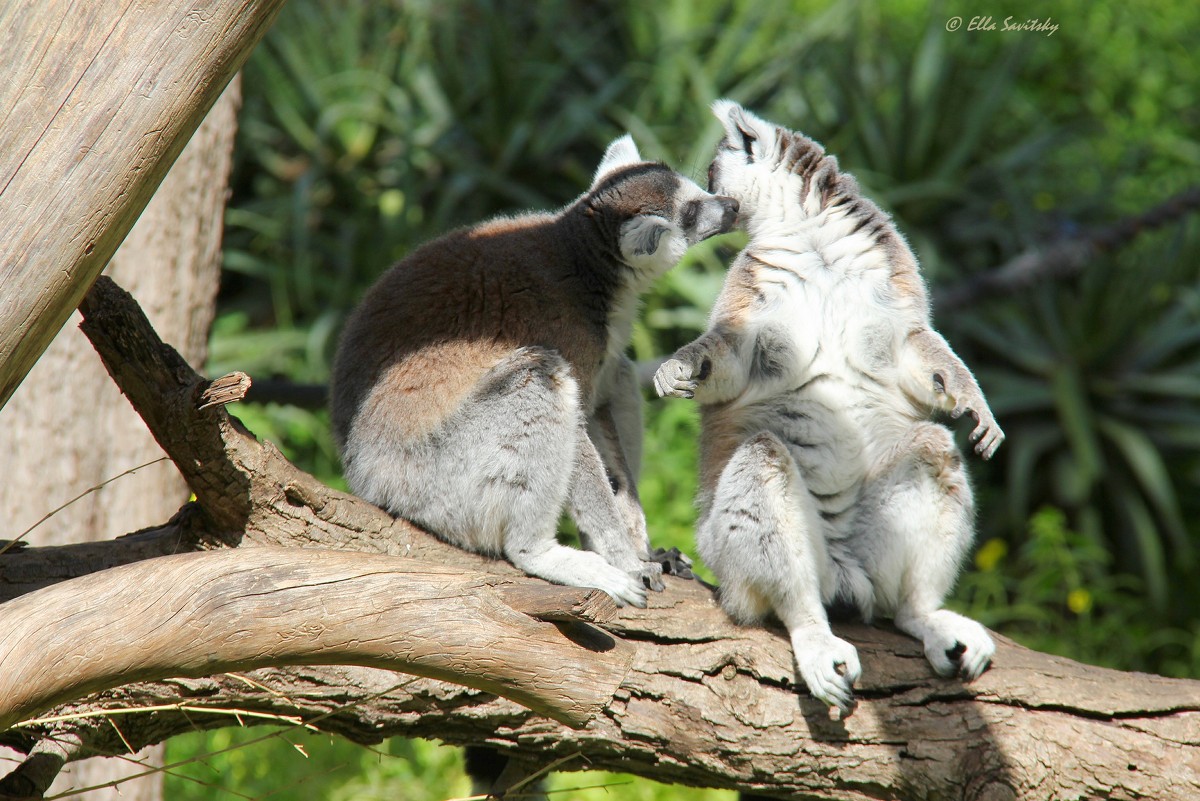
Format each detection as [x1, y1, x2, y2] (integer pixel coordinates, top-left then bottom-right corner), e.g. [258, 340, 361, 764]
[165, 729, 470, 801]
[959, 225, 1200, 609]
[955, 506, 1200, 678]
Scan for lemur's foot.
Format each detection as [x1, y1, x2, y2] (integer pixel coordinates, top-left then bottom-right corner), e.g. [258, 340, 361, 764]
[596, 565, 649, 608]
[900, 609, 995, 681]
[649, 546, 694, 580]
[638, 559, 666, 592]
[792, 626, 862, 718]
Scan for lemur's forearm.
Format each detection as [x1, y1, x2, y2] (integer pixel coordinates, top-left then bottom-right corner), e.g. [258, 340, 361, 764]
[900, 329, 1004, 459]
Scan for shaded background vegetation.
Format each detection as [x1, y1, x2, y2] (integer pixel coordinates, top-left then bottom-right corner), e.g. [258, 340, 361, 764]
[171, 0, 1200, 797]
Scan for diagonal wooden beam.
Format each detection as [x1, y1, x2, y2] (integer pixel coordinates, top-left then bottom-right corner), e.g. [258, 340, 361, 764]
[0, 0, 287, 411]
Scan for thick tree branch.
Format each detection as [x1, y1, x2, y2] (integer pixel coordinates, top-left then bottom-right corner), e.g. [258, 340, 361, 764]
[0, 548, 630, 731]
[935, 186, 1200, 310]
[0, 0, 286, 411]
[73, 278, 464, 565]
[2, 277, 1199, 800]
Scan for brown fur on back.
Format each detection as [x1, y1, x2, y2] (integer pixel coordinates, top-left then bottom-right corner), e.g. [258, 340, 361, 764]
[331, 211, 617, 447]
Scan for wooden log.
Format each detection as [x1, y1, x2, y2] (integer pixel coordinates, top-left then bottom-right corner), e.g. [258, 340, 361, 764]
[0, 71, 241, 799]
[3, 582, 1198, 801]
[0, 548, 633, 732]
[0, 0, 285, 410]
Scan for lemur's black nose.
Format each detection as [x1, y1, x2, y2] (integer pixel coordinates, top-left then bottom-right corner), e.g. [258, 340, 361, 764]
[720, 197, 740, 230]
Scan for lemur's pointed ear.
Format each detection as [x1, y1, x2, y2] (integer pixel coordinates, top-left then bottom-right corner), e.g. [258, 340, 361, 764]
[712, 99, 774, 162]
[591, 134, 643, 188]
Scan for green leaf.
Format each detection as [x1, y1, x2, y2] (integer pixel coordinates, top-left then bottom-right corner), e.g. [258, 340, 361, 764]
[1117, 491, 1170, 612]
[1097, 416, 1191, 562]
[1051, 366, 1105, 489]
[1005, 423, 1063, 524]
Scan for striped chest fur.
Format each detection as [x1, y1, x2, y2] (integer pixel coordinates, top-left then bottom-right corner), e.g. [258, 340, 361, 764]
[702, 221, 923, 519]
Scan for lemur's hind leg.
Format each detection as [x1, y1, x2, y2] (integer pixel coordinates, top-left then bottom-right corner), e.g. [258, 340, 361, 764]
[478, 350, 648, 608]
[568, 424, 662, 592]
[578, 355, 676, 589]
[698, 432, 861, 715]
[859, 422, 994, 680]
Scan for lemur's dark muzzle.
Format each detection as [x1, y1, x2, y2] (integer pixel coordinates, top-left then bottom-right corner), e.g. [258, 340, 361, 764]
[717, 197, 740, 233]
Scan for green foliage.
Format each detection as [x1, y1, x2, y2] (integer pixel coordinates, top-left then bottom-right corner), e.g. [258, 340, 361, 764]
[545, 772, 733, 801]
[955, 506, 1200, 678]
[959, 225, 1200, 611]
[163, 727, 735, 800]
[164, 728, 469, 801]
[638, 399, 711, 582]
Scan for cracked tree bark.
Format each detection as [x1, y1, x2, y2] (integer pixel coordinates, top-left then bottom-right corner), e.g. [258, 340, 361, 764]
[1, 278, 1199, 801]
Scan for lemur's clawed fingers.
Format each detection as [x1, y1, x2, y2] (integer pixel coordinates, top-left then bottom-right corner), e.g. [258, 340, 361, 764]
[919, 610, 995, 681]
[954, 404, 1005, 459]
[965, 409, 1005, 459]
[974, 425, 1005, 460]
[585, 563, 649, 608]
[653, 358, 700, 399]
[611, 577, 649, 608]
[956, 641, 994, 682]
[939, 638, 992, 681]
[793, 630, 861, 719]
[650, 546, 695, 580]
[638, 560, 666, 592]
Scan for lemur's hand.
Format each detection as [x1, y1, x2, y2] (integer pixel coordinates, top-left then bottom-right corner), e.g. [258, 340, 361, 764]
[937, 372, 1004, 459]
[960, 404, 1004, 460]
[650, 546, 694, 580]
[654, 352, 710, 399]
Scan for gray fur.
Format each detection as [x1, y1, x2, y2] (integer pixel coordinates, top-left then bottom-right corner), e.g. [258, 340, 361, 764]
[656, 102, 1003, 714]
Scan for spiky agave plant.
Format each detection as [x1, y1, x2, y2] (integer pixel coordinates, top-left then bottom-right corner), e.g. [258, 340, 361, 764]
[958, 224, 1200, 612]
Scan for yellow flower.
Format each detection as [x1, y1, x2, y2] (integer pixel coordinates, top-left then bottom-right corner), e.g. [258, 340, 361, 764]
[1067, 588, 1093, 615]
[974, 538, 1007, 572]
